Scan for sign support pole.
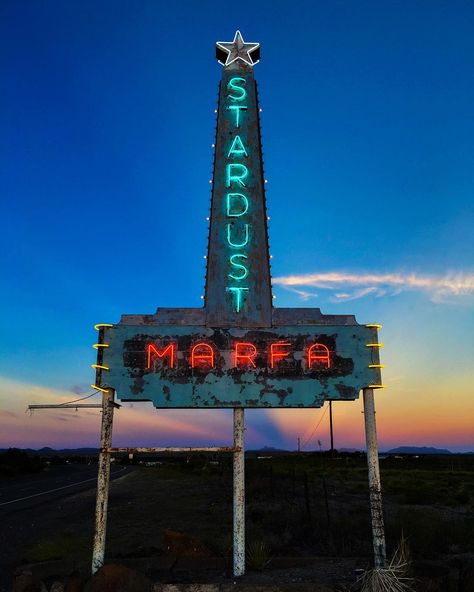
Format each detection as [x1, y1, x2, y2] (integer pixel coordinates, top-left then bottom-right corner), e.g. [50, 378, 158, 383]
[233, 407, 245, 577]
[92, 388, 115, 574]
[363, 387, 386, 568]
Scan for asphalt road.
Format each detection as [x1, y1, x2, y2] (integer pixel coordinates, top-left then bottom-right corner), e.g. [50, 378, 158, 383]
[0, 463, 132, 590]
[0, 463, 128, 513]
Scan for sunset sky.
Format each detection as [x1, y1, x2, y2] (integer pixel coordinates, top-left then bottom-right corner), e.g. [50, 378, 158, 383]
[1, 1, 473, 452]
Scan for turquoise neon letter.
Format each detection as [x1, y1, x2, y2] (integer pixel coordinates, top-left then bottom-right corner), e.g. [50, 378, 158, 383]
[227, 287, 249, 313]
[226, 164, 248, 188]
[229, 254, 249, 281]
[227, 77, 247, 101]
[226, 193, 249, 217]
[227, 223, 249, 248]
[228, 105, 247, 127]
[227, 136, 248, 158]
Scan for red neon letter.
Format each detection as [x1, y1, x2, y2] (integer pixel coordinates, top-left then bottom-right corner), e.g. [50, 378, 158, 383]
[191, 342, 215, 368]
[147, 343, 176, 369]
[234, 342, 257, 368]
[270, 342, 291, 369]
[307, 343, 331, 369]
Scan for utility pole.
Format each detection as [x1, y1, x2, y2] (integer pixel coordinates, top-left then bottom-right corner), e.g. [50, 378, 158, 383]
[297, 437, 301, 453]
[329, 400, 334, 456]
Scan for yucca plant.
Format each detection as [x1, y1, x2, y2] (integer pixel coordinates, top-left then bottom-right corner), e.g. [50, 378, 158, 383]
[246, 539, 272, 571]
[359, 534, 415, 592]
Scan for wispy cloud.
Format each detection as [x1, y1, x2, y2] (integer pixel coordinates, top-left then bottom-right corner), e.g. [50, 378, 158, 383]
[283, 286, 319, 301]
[273, 271, 474, 303]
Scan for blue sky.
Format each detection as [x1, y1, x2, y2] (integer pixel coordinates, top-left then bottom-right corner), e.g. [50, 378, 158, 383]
[1, 1, 473, 450]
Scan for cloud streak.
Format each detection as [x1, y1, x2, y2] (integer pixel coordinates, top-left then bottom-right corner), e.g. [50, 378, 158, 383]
[273, 271, 474, 303]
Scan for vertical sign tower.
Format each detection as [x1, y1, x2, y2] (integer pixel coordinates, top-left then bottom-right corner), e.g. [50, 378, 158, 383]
[206, 32, 272, 327]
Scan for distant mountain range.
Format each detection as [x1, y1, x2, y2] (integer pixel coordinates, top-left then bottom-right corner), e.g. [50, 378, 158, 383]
[385, 446, 453, 455]
[0, 447, 98, 455]
[1, 445, 471, 455]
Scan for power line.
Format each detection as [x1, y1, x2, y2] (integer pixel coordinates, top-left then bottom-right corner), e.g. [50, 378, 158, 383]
[26, 390, 101, 414]
[301, 404, 329, 450]
[57, 390, 101, 406]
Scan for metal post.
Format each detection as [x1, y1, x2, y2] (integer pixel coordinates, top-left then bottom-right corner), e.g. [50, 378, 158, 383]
[92, 388, 115, 574]
[329, 400, 334, 456]
[233, 407, 245, 577]
[363, 388, 386, 568]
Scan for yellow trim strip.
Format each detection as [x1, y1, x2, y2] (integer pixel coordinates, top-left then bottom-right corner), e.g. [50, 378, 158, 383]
[91, 364, 110, 371]
[91, 384, 109, 393]
[369, 384, 386, 389]
[93, 343, 109, 349]
[368, 364, 385, 368]
[94, 323, 113, 330]
[366, 324, 383, 329]
[366, 343, 384, 348]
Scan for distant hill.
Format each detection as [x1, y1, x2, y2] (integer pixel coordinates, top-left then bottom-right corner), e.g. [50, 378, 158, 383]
[339, 448, 363, 453]
[249, 446, 288, 453]
[0, 447, 98, 455]
[386, 446, 452, 455]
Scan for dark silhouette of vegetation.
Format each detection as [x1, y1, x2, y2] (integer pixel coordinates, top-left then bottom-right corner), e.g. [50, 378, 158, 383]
[0, 448, 44, 477]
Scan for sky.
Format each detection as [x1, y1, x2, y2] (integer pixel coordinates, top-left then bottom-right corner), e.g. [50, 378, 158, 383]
[1, 0, 473, 452]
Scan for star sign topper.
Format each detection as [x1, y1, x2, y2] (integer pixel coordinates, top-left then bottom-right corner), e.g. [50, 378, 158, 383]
[216, 30, 260, 67]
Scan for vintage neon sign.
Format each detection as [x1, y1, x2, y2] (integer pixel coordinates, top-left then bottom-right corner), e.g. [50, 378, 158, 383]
[234, 342, 257, 368]
[145, 341, 332, 371]
[226, 193, 248, 216]
[191, 342, 215, 368]
[270, 342, 292, 369]
[227, 223, 249, 248]
[307, 343, 331, 369]
[225, 76, 251, 313]
[147, 343, 175, 369]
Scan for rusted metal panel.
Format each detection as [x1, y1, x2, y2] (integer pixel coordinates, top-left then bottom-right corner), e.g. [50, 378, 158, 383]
[272, 308, 358, 326]
[120, 309, 207, 326]
[120, 307, 360, 327]
[99, 324, 382, 408]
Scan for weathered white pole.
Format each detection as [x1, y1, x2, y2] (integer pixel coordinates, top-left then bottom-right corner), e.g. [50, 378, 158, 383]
[363, 388, 386, 568]
[92, 388, 115, 574]
[233, 407, 245, 576]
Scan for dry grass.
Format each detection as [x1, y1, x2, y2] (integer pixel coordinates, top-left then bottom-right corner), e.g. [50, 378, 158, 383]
[359, 535, 415, 592]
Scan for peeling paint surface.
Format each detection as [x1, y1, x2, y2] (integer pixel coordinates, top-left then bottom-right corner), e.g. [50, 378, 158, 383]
[101, 324, 381, 408]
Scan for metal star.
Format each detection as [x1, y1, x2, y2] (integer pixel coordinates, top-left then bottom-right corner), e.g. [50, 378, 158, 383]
[216, 31, 260, 67]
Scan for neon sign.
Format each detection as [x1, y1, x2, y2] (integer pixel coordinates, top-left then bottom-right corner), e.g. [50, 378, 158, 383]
[225, 76, 251, 312]
[145, 340, 332, 371]
[226, 223, 249, 248]
[93, 32, 384, 410]
[307, 343, 331, 369]
[234, 342, 257, 368]
[270, 342, 291, 369]
[191, 343, 215, 368]
[147, 343, 175, 369]
[226, 193, 248, 217]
